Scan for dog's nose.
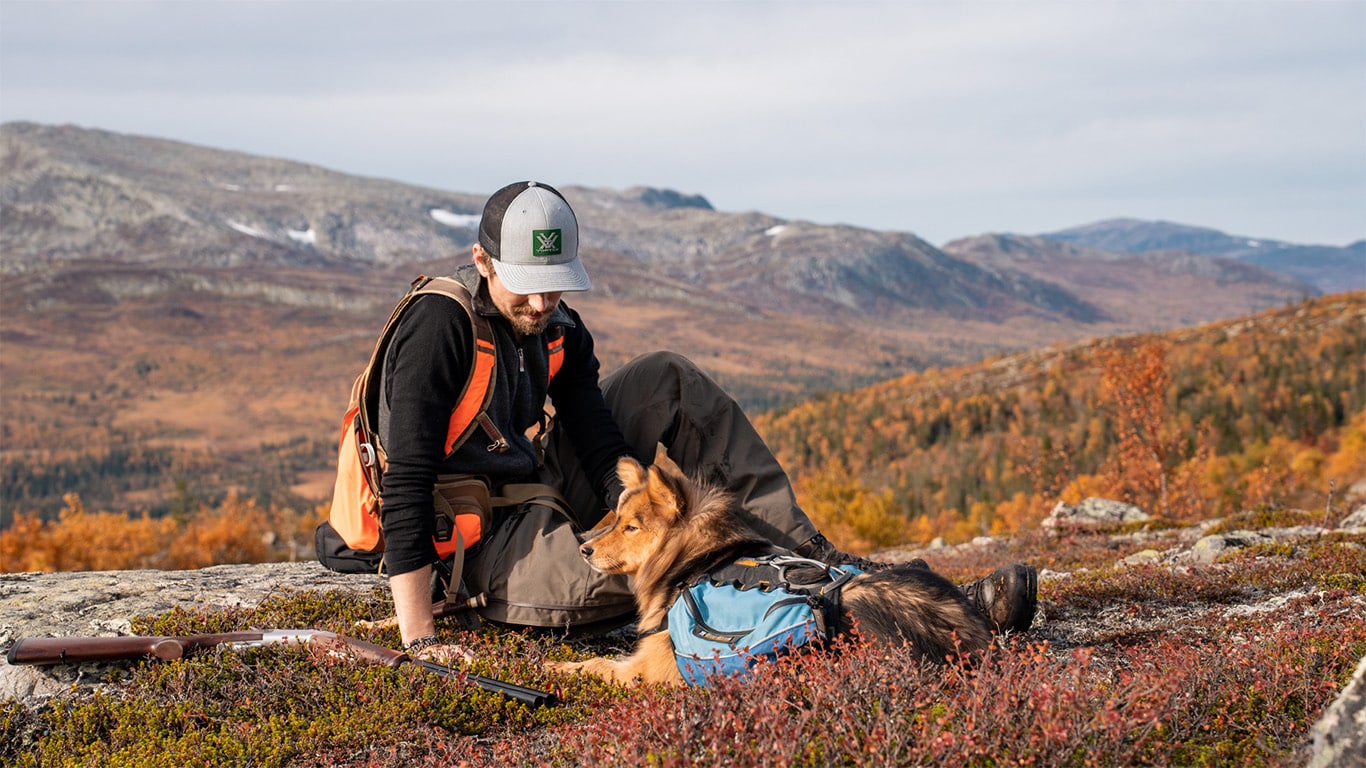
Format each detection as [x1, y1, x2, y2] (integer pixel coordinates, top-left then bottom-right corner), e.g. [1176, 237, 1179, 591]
[579, 543, 594, 559]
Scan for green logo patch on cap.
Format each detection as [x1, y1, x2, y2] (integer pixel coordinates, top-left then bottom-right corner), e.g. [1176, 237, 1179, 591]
[532, 229, 563, 258]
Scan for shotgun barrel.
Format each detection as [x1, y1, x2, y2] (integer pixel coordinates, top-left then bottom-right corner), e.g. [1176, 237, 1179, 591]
[6, 630, 555, 708]
[303, 631, 556, 707]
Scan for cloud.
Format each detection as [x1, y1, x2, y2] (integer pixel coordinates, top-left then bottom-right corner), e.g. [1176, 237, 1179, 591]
[1, 0, 1362, 245]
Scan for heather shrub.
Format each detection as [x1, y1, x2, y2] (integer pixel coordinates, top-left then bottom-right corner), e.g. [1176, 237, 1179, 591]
[5, 511, 1364, 766]
[515, 637, 1192, 767]
[5, 564, 1362, 767]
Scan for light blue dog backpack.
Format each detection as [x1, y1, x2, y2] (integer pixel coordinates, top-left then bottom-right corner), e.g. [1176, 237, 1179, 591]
[665, 552, 862, 686]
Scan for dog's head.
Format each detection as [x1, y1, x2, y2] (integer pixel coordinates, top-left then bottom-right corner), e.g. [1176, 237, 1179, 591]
[578, 455, 691, 577]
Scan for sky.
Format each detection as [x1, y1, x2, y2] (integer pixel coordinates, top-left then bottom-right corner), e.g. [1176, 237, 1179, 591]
[1, 0, 1363, 247]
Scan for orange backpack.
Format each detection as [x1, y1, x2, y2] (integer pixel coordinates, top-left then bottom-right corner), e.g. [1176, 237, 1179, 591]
[328, 275, 564, 559]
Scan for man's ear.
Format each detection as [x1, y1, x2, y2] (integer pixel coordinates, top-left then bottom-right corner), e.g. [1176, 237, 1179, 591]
[472, 243, 492, 278]
[616, 456, 647, 488]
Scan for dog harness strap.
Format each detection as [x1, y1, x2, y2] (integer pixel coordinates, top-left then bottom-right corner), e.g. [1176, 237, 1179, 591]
[637, 619, 668, 637]
[700, 551, 843, 593]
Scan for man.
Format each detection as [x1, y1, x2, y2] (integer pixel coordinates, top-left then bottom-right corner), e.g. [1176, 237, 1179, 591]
[367, 181, 1036, 654]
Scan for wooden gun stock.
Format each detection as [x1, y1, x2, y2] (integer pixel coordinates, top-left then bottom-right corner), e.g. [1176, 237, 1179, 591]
[6, 632, 266, 664]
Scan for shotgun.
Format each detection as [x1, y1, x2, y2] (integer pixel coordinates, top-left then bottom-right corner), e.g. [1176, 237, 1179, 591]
[5, 630, 555, 708]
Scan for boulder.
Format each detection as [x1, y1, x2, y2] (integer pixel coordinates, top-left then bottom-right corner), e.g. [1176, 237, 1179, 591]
[1120, 549, 1164, 567]
[1189, 530, 1274, 564]
[1309, 654, 1366, 768]
[1043, 498, 1150, 529]
[1340, 504, 1366, 532]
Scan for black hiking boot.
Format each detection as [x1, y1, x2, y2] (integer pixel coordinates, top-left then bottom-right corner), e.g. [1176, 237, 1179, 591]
[794, 533, 892, 572]
[961, 564, 1038, 634]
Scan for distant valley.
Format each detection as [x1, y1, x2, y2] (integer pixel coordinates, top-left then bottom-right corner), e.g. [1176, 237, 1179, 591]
[1, 121, 1358, 517]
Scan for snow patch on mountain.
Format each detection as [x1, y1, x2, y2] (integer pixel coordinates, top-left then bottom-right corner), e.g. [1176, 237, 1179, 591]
[430, 209, 479, 229]
[226, 220, 268, 239]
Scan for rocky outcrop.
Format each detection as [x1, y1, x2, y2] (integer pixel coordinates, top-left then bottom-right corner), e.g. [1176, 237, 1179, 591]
[1342, 503, 1366, 531]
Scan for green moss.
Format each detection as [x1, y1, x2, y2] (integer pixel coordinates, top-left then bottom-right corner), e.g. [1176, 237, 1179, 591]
[1206, 507, 1324, 536]
[1322, 572, 1366, 592]
[1249, 541, 1300, 559]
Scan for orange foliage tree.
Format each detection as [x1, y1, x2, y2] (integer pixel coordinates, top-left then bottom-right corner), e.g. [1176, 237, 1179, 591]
[0, 494, 324, 573]
[1323, 407, 1366, 502]
[796, 462, 912, 554]
[1096, 339, 1180, 517]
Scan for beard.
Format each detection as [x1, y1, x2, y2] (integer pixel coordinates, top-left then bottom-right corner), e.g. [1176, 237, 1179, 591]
[507, 306, 554, 336]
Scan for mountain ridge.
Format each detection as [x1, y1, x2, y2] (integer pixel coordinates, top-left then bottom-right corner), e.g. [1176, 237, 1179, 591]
[1039, 217, 1364, 294]
[0, 121, 1340, 514]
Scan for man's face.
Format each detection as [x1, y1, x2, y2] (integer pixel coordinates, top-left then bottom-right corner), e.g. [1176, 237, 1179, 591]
[474, 246, 563, 336]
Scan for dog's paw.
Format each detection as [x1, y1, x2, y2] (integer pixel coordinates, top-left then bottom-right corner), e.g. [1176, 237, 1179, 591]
[545, 659, 587, 676]
[547, 656, 637, 686]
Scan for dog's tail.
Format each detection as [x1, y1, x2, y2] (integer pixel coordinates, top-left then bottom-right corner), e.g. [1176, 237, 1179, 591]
[839, 565, 992, 662]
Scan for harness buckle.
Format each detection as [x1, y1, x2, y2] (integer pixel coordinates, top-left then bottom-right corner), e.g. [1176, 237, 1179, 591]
[769, 554, 843, 591]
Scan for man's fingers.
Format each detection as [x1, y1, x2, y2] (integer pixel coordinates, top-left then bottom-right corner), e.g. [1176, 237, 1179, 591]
[414, 643, 476, 665]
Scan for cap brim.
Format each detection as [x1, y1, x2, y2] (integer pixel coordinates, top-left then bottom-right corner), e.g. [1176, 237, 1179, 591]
[495, 256, 592, 294]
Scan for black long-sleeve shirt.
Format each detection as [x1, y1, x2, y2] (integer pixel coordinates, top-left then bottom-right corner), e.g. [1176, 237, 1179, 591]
[377, 264, 633, 576]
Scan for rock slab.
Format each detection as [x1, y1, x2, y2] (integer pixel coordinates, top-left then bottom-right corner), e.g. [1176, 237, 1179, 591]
[0, 562, 381, 702]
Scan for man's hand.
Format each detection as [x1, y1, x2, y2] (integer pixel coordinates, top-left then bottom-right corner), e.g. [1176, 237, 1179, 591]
[412, 643, 476, 665]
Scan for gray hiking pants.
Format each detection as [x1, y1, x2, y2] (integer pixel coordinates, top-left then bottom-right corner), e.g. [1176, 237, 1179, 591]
[461, 350, 820, 631]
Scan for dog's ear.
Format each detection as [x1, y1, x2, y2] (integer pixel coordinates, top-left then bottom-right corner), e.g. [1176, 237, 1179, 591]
[651, 444, 686, 481]
[616, 456, 647, 489]
[645, 464, 688, 523]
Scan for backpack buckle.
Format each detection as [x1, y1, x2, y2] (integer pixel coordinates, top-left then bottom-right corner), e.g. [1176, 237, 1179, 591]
[358, 441, 377, 468]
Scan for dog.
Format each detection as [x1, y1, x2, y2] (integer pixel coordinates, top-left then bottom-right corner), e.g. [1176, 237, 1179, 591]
[547, 454, 992, 686]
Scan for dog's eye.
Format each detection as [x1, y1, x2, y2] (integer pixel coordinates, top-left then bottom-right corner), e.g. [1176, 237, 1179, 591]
[623, 524, 639, 533]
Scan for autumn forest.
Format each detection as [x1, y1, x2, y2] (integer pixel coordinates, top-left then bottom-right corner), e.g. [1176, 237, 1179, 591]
[3, 292, 1363, 571]
[767, 293, 1364, 553]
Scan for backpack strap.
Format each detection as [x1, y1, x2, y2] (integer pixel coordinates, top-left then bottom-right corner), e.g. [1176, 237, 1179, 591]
[353, 276, 457, 477]
[356, 275, 506, 467]
[422, 276, 567, 457]
[545, 327, 566, 380]
[490, 482, 574, 522]
[405, 276, 507, 457]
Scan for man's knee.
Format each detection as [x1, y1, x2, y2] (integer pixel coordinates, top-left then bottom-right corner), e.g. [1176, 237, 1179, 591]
[603, 351, 727, 442]
[618, 350, 697, 381]
[607, 351, 709, 401]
